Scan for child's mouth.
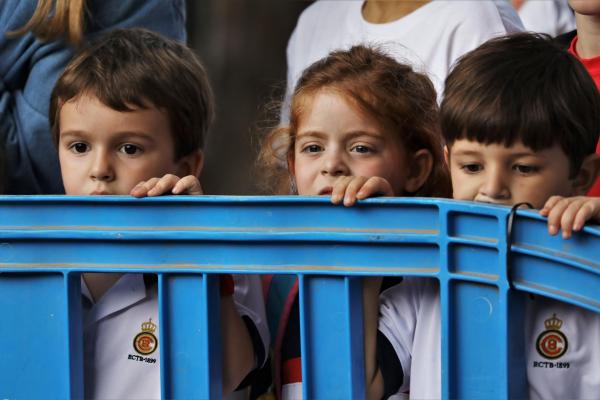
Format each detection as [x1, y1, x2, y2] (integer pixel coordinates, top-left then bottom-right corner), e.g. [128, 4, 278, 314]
[318, 187, 333, 195]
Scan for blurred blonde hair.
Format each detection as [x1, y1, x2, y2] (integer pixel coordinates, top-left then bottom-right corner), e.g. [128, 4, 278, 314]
[8, 0, 85, 45]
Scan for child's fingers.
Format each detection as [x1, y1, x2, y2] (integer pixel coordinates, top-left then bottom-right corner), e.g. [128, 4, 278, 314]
[540, 195, 564, 216]
[572, 203, 594, 233]
[147, 174, 180, 197]
[545, 196, 573, 236]
[356, 177, 393, 200]
[572, 199, 600, 232]
[557, 198, 589, 239]
[130, 180, 147, 197]
[173, 175, 204, 195]
[331, 176, 353, 204]
[130, 177, 160, 198]
[343, 177, 369, 207]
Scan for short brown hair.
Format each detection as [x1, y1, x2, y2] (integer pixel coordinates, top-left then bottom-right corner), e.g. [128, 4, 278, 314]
[50, 28, 214, 160]
[441, 33, 600, 175]
[259, 45, 451, 197]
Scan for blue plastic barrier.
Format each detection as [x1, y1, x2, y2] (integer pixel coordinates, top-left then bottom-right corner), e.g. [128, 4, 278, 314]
[0, 196, 598, 399]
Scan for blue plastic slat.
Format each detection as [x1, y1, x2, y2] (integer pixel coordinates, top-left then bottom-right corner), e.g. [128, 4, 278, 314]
[158, 273, 222, 399]
[299, 275, 365, 399]
[0, 196, 441, 233]
[0, 273, 72, 398]
[0, 240, 440, 276]
[442, 205, 527, 399]
[509, 211, 600, 313]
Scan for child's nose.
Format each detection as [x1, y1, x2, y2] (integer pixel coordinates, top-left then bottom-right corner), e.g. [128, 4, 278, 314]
[321, 150, 349, 177]
[90, 151, 115, 182]
[480, 170, 509, 199]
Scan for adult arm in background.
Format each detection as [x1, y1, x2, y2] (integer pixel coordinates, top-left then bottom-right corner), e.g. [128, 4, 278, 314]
[0, 0, 187, 194]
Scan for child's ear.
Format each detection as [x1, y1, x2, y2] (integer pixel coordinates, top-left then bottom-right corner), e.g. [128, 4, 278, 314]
[443, 145, 449, 164]
[405, 149, 433, 193]
[572, 153, 600, 195]
[176, 150, 204, 177]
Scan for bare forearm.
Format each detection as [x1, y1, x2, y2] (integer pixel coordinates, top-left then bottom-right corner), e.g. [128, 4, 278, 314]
[363, 276, 384, 400]
[220, 296, 254, 395]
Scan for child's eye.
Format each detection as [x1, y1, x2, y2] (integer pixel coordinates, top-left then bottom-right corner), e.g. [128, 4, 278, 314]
[119, 144, 143, 155]
[460, 163, 482, 173]
[513, 164, 539, 174]
[351, 145, 373, 154]
[69, 142, 89, 154]
[302, 144, 323, 153]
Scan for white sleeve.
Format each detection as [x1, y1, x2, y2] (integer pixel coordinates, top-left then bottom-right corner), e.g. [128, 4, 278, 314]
[378, 277, 432, 394]
[232, 274, 269, 367]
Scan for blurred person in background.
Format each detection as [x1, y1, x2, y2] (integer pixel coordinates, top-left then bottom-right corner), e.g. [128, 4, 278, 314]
[282, 0, 523, 121]
[513, 0, 575, 36]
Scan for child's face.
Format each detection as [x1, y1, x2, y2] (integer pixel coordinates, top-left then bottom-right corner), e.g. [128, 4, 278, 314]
[291, 91, 410, 196]
[58, 95, 192, 195]
[448, 139, 576, 209]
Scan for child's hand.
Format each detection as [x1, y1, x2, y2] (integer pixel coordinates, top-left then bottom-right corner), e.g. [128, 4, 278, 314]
[540, 195, 600, 239]
[331, 176, 393, 207]
[130, 174, 203, 198]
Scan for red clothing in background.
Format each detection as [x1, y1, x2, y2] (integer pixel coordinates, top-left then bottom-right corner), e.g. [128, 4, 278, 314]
[569, 36, 600, 196]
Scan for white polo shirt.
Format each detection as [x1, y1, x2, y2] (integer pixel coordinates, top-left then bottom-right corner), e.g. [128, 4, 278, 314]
[379, 279, 600, 399]
[82, 273, 269, 399]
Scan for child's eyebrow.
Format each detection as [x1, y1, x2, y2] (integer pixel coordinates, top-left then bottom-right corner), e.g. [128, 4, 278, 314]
[296, 130, 383, 139]
[111, 131, 156, 142]
[59, 130, 156, 141]
[296, 130, 327, 139]
[450, 149, 482, 157]
[344, 130, 384, 139]
[452, 149, 541, 159]
[59, 130, 88, 140]
[508, 152, 541, 158]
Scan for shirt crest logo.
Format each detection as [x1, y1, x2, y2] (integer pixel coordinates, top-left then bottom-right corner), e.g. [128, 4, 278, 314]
[536, 313, 568, 360]
[133, 318, 158, 355]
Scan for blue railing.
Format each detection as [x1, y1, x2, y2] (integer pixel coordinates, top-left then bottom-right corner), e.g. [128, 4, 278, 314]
[0, 196, 599, 399]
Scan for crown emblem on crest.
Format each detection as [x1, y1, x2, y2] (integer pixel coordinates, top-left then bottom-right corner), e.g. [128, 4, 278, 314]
[544, 313, 563, 330]
[141, 318, 156, 333]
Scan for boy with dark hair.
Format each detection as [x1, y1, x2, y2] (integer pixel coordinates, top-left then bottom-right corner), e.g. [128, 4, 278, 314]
[442, 33, 600, 208]
[358, 32, 600, 399]
[49, 28, 268, 399]
[441, 32, 600, 399]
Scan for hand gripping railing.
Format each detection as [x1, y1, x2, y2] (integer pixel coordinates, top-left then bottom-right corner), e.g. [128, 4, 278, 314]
[0, 196, 599, 399]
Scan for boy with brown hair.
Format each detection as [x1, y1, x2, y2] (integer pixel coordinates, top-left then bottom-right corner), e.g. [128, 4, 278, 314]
[358, 32, 600, 399]
[49, 28, 268, 398]
[441, 32, 600, 399]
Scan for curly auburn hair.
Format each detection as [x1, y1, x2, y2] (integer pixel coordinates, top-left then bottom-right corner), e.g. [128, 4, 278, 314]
[258, 44, 450, 197]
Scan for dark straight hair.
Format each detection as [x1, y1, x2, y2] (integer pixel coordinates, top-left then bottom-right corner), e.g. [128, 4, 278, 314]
[442, 33, 600, 175]
[50, 28, 214, 159]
